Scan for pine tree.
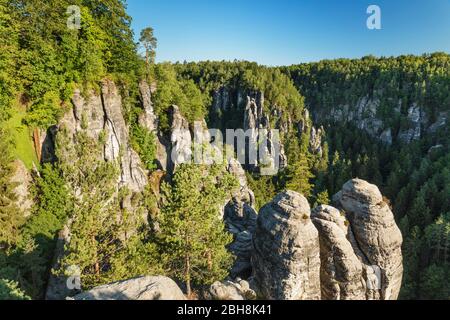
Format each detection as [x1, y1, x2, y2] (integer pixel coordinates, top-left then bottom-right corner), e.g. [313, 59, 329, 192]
[139, 27, 157, 66]
[285, 133, 315, 198]
[286, 154, 315, 198]
[57, 131, 162, 289]
[315, 190, 330, 206]
[157, 164, 238, 297]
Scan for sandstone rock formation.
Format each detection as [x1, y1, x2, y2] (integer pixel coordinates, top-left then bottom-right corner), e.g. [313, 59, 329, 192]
[204, 279, 256, 300]
[326, 95, 446, 145]
[398, 103, 424, 143]
[251, 191, 321, 300]
[212, 86, 324, 172]
[56, 80, 148, 193]
[249, 179, 403, 301]
[224, 158, 257, 278]
[71, 276, 186, 300]
[169, 105, 192, 171]
[45, 81, 151, 299]
[312, 205, 367, 300]
[334, 179, 404, 300]
[138, 80, 157, 133]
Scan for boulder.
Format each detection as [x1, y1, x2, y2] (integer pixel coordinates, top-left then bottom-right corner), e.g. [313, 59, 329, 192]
[251, 191, 321, 300]
[72, 276, 185, 300]
[204, 279, 256, 300]
[336, 179, 404, 300]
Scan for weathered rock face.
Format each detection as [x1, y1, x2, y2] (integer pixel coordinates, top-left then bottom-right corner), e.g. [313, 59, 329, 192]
[138, 80, 157, 133]
[251, 191, 321, 300]
[169, 105, 192, 172]
[428, 112, 448, 134]
[333, 179, 404, 300]
[326, 96, 447, 145]
[72, 276, 186, 300]
[212, 86, 324, 172]
[312, 205, 367, 300]
[224, 158, 257, 278]
[248, 179, 403, 301]
[56, 80, 148, 193]
[398, 103, 425, 144]
[204, 279, 256, 300]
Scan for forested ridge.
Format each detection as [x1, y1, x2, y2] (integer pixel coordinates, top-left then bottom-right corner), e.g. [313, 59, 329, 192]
[0, 0, 449, 300]
[284, 56, 450, 299]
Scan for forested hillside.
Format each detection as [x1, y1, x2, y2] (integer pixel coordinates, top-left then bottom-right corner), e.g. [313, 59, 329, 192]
[284, 55, 450, 299]
[0, 0, 448, 300]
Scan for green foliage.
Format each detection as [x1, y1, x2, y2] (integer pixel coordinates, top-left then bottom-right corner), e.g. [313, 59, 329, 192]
[157, 164, 238, 295]
[56, 131, 162, 290]
[2, 0, 144, 130]
[0, 279, 30, 300]
[8, 163, 74, 298]
[285, 53, 450, 123]
[0, 0, 19, 122]
[419, 264, 450, 300]
[24, 91, 66, 129]
[152, 63, 207, 131]
[140, 27, 157, 65]
[0, 128, 24, 247]
[315, 190, 330, 206]
[176, 61, 306, 129]
[131, 125, 157, 171]
[245, 173, 276, 211]
[3, 105, 38, 169]
[284, 54, 450, 300]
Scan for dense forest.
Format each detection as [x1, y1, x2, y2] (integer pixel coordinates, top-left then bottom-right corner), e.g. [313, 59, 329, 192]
[0, 0, 449, 300]
[285, 56, 450, 299]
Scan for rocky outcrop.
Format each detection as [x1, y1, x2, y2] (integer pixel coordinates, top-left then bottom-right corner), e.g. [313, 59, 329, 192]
[169, 105, 192, 171]
[398, 103, 425, 144]
[243, 92, 287, 172]
[329, 96, 391, 144]
[251, 191, 321, 300]
[71, 276, 186, 300]
[248, 179, 403, 301]
[212, 86, 324, 172]
[138, 80, 157, 133]
[327, 96, 446, 145]
[427, 112, 448, 134]
[332, 179, 404, 300]
[312, 205, 367, 300]
[204, 279, 256, 300]
[45, 81, 151, 300]
[224, 158, 257, 278]
[56, 80, 148, 193]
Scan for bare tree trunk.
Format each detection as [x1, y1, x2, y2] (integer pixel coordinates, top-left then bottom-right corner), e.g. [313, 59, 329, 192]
[33, 128, 41, 162]
[185, 254, 191, 297]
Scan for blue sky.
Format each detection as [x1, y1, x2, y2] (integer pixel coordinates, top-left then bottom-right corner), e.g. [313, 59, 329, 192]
[126, 0, 450, 66]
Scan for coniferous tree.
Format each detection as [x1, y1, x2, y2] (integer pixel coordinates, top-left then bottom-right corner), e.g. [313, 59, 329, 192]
[139, 27, 157, 66]
[157, 164, 238, 297]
